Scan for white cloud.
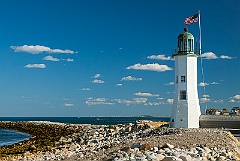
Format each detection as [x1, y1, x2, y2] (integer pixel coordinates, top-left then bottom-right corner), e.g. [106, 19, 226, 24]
[229, 99, 235, 103]
[147, 54, 173, 60]
[167, 99, 174, 104]
[213, 99, 223, 103]
[200, 52, 218, 59]
[11, 45, 75, 54]
[144, 102, 161, 106]
[220, 55, 234, 59]
[93, 74, 101, 78]
[63, 98, 73, 100]
[233, 94, 240, 99]
[202, 94, 210, 98]
[43, 56, 60, 61]
[24, 64, 46, 68]
[66, 58, 74, 62]
[211, 82, 219, 85]
[121, 76, 142, 81]
[94, 98, 106, 101]
[116, 84, 123, 86]
[63, 103, 74, 107]
[92, 79, 105, 83]
[165, 82, 174, 85]
[115, 99, 133, 105]
[134, 92, 160, 97]
[198, 82, 209, 87]
[115, 98, 148, 105]
[200, 52, 234, 60]
[126, 63, 173, 72]
[134, 98, 148, 104]
[200, 97, 210, 103]
[82, 88, 91, 91]
[86, 98, 114, 106]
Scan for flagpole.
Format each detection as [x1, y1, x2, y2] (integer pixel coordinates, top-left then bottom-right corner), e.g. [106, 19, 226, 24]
[198, 10, 201, 55]
[198, 10, 207, 111]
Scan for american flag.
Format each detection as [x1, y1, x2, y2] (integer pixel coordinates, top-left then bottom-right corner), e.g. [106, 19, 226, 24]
[184, 13, 199, 25]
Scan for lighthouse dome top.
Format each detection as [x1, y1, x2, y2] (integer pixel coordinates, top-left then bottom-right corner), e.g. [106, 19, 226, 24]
[178, 28, 194, 40]
[172, 28, 197, 57]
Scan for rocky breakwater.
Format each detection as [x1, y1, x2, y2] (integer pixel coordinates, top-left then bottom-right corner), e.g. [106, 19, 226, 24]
[0, 120, 240, 161]
[0, 121, 82, 160]
[62, 123, 240, 161]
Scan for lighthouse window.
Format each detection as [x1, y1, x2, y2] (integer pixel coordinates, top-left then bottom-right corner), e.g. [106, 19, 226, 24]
[176, 75, 178, 84]
[181, 76, 186, 82]
[184, 39, 187, 51]
[180, 90, 187, 100]
[179, 40, 183, 51]
[187, 39, 191, 51]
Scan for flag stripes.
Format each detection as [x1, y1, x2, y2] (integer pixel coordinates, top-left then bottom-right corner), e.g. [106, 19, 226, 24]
[184, 13, 199, 25]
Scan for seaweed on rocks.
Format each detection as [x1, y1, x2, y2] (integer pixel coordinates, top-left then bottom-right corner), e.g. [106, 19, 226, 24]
[0, 121, 82, 159]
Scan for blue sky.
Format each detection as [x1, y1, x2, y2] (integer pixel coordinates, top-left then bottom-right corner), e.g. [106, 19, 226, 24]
[0, 0, 239, 117]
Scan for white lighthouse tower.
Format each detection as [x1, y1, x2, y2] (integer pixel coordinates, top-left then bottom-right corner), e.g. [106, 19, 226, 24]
[170, 28, 201, 128]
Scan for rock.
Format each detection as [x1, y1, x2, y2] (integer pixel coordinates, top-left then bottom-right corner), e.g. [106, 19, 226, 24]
[227, 151, 233, 158]
[125, 126, 132, 132]
[0, 121, 239, 161]
[162, 143, 174, 149]
[121, 146, 130, 152]
[89, 129, 97, 135]
[23, 151, 31, 157]
[131, 143, 141, 149]
[154, 154, 165, 160]
[115, 126, 120, 133]
[153, 146, 158, 152]
[203, 147, 211, 154]
[179, 155, 192, 161]
[59, 136, 66, 142]
[201, 156, 208, 161]
[136, 156, 147, 161]
[162, 156, 182, 161]
[216, 156, 226, 161]
[140, 143, 151, 151]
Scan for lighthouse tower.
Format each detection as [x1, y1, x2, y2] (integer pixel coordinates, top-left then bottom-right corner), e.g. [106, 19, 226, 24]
[170, 28, 201, 128]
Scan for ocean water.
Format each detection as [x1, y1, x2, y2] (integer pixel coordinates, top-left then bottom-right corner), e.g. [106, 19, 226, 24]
[0, 129, 31, 147]
[0, 117, 170, 147]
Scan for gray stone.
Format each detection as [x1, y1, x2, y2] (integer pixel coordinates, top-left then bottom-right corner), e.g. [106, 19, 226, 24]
[203, 147, 211, 154]
[145, 151, 155, 160]
[158, 149, 165, 154]
[216, 156, 226, 161]
[153, 146, 159, 152]
[179, 155, 192, 161]
[136, 156, 147, 161]
[89, 129, 97, 135]
[162, 143, 175, 149]
[201, 157, 208, 161]
[196, 147, 204, 152]
[131, 143, 141, 149]
[154, 154, 165, 161]
[162, 156, 182, 161]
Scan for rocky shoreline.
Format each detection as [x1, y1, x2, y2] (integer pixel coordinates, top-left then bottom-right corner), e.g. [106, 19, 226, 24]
[0, 121, 239, 161]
